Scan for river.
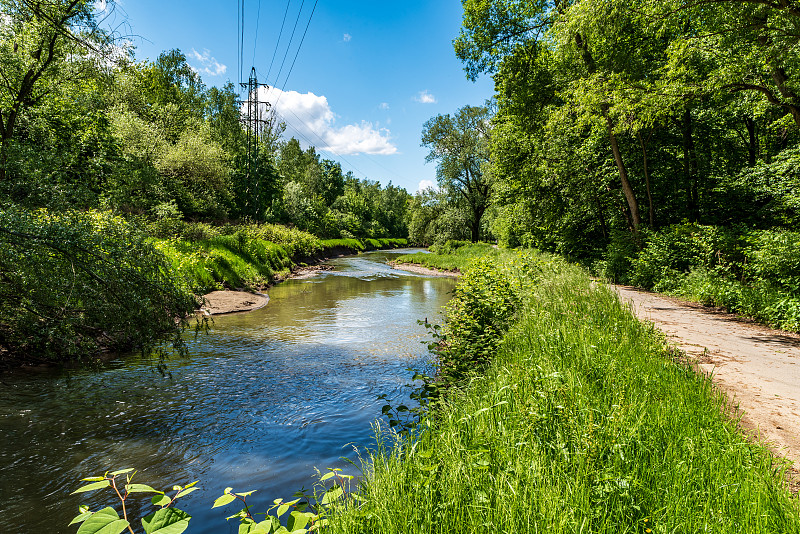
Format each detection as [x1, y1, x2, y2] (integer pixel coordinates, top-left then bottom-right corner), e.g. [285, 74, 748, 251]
[0, 249, 455, 533]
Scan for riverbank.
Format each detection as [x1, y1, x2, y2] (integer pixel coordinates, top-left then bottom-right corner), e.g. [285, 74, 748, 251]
[388, 261, 459, 277]
[326, 249, 800, 533]
[197, 241, 410, 315]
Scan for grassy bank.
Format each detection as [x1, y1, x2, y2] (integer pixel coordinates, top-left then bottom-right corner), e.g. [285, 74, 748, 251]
[328, 250, 800, 533]
[395, 241, 497, 273]
[151, 222, 407, 293]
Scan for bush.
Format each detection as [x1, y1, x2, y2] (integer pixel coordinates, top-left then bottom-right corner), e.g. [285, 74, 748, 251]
[0, 207, 197, 364]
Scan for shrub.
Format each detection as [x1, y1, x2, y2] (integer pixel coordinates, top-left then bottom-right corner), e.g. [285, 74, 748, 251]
[0, 207, 197, 363]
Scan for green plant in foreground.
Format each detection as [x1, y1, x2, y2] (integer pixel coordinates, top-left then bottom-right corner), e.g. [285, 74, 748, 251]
[212, 469, 352, 533]
[69, 468, 196, 534]
[69, 468, 356, 534]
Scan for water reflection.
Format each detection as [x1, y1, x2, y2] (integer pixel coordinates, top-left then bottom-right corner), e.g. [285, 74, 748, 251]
[0, 249, 454, 534]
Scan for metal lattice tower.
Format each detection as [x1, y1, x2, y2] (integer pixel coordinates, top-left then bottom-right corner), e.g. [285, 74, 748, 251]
[238, 67, 271, 218]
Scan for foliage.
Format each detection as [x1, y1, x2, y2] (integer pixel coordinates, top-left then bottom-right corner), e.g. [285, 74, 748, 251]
[212, 468, 355, 534]
[68, 467, 358, 534]
[156, 233, 408, 294]
[68, 469, 195, 534]
[603, 223, 800, 331]
[421, 105, 492, 242]
[0, 207, 197, 364]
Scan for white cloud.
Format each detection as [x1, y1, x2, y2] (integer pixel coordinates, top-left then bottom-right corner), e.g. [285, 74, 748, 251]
[379, 102, 390, 110]
[343, 33, 352, 42]
[188, 48, 227, 77]
[416, 179, 437, 194]
[259, 87, 397, 156]
[415, 90, 437, 104]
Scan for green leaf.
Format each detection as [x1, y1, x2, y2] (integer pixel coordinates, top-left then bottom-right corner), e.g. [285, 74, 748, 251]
[212, 493, 237, 508]
[69, 511, 94, 526]
[238, 519, 271, 534]
[76, 507, 128, 534]
[80, 476, 107, 482]
[277, 498, 300, 518]
[184, 480, 199, 489]
[71, 480, 110, 494]
[286, 511, 310, 531]
[176, 487, 198, 498]
[126, 484, 161, 494]
[319, 472, 335, 482]
[320, 485, 343, 505]
[152, 494, 172, 507]
[109, 468, 135, 476]
[141, 507, 191, 534]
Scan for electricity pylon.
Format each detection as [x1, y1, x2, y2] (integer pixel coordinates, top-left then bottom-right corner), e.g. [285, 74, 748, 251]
[238, 67, 271, 219]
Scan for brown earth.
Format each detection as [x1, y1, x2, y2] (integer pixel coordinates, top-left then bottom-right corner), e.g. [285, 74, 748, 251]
[199, 265, 335, 315]
[199, 290, 269, 315]
[614, 285, 800, 470]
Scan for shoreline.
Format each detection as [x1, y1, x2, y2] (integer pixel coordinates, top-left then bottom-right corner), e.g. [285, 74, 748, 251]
[201, 254, 457, 316]
[388, 260, 460, 278]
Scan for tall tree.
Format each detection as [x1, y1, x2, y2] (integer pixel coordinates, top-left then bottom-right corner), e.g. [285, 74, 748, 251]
[0, 0, 106, 181]
[421, 105, 492, 242]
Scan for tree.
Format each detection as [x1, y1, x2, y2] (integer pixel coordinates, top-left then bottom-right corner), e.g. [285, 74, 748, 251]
[421, 105, 492, 242]
[0, 0, 108, 181]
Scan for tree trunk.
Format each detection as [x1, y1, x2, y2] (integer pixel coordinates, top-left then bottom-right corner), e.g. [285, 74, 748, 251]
[745, 117, 757, 166]
[682, 108, 700, 221]
[606, 116, 641, 233]
[637, 130, 655, 228]
[575, 32, 641, 235]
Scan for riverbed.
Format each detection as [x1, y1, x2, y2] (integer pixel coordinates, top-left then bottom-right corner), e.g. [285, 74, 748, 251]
[0, 249, 455, 533]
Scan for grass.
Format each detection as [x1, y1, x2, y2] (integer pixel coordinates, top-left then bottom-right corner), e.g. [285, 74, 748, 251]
[395, 242, 498, 272]
[154, 232, 408, 293]
[326, 250, 800, 533]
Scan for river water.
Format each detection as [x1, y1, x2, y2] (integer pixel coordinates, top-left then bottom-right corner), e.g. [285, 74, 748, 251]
[0, 249, 455, 533]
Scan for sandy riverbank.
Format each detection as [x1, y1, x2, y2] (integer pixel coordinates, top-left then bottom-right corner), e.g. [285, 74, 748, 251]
[388, 261, 459, 277]
[199, 265, 335, 315]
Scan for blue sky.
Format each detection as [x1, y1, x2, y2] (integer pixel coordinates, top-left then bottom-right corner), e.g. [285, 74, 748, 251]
[107, 0, 494, 194]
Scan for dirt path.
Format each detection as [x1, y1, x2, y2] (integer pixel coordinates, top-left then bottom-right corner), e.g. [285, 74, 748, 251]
[614, 285, 800, 468]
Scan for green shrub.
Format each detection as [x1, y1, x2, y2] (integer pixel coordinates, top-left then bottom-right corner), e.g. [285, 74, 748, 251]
[0, 207, 197, 363]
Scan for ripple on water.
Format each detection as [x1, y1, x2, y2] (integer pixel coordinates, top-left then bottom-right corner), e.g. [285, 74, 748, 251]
[0, 250, 454, 534]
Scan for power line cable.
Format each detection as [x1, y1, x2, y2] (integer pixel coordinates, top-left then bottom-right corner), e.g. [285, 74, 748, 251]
[271, 0, 305, 87]
[273, 0, 318, 108]
[265, 0, 292, 83]
[251, 0, 262, 69]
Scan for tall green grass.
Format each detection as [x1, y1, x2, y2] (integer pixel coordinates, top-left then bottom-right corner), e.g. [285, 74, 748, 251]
[154, 232, 408, 293]
[328, 252, 800, 533]
[395, 242, 497, 272]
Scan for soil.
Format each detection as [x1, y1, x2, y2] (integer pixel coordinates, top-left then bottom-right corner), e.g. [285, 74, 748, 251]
[199, 290, 269, 315]
[199, 265, 335, 315]
[614, 285, 800, 470]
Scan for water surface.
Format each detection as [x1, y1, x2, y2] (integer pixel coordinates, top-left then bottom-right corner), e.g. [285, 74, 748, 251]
[0, 249, 454, 533]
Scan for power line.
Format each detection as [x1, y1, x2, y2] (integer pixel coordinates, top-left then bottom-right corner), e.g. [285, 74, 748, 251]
[251, 0, 262, 69]
[274, 0, 318, 108]
[266, 0, 292, 83]
[271, 0, 306, 88]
